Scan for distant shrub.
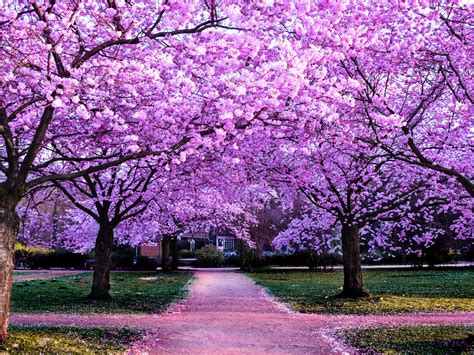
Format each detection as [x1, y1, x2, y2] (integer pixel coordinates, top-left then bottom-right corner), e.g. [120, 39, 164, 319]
[224, 254, 241, 267]
[196, 245, 224, 267]
[14, 248, 87, 269]
[131, 256, 158, 271]
[179, 249, 196, 258]
[15, 243, 51, 254]
[263, 252, 341, 269]
[111, 246, 136, 269]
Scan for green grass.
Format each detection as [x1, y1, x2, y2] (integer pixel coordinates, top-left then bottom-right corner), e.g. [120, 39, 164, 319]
[12, 271, 192, 314]
[13, 271, 33, 276]
[0, 325, 142, 353]
[249, 268, 474, 314]
[341, 325, 474, 354]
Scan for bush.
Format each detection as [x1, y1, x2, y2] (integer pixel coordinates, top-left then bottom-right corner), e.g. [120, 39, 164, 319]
[196, 245, 224, 267]
[111, 246, 135, 269]
[179, 249, 196, 258]
[263, 252, 341, 269]
[131, 256, 158, 271]
[224, 254, 241, 267]
[14, 248, 87, 269]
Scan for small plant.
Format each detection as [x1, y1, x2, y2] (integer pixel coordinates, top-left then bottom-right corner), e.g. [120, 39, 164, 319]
[196, 245, 224, 267]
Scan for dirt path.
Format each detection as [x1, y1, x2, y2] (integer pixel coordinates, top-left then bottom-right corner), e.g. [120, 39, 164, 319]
[10, 269, 474, 354]
[13, 270, 87, 282]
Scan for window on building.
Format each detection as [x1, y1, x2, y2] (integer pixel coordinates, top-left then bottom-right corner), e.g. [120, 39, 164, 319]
[224, 238, 234, 251]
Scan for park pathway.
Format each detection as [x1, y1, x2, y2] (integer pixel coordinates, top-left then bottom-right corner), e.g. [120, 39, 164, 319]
[11, 269, 474, 354]
[134, 269, 337, 354]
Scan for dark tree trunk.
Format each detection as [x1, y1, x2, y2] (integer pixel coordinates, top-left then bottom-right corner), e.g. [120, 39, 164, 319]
[0, 196, 20, 342]
[161, 235, 171, 272]
[339, 224, 369, 298]
[308, 251, 316, 271]
[171, 235, 179, 270]
[89, 223, 114, 300]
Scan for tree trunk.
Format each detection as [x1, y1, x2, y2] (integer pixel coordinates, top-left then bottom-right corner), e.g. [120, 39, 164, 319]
[308, 251, 316, 271]
[89, 223, 114, 300]
[161, 235, 171, 272]
[171, 235, 179, 270]
[339, 224, 369, 298]
[0, 199, 20, 343]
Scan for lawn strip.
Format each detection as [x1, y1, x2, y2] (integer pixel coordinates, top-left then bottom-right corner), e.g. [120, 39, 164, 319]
[1, 325, 143, 353]
[12, 271, 192, 314]
[340, 325, 474, 353]
[249, 268, 474, 314]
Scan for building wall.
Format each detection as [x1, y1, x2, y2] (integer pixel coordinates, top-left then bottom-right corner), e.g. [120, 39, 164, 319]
[139, 244, 161, 258]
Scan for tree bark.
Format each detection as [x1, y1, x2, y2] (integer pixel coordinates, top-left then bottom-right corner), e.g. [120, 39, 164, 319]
[0, 198, 20, 343]
[308, 251, 316, 271]
[339, 224, 369, 298]
[170, 235, 179, 270]
[89, 223, 114, 300]
[161, 235, 171, 272]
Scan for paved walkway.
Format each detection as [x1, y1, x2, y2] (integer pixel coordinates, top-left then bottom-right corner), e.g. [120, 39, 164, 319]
[138, 270, 337, 354]
[269, 262, 474, 270]
[10, 269, 474, 354]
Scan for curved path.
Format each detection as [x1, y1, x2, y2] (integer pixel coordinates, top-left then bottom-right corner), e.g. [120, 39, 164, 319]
[11, 269, 474, 354]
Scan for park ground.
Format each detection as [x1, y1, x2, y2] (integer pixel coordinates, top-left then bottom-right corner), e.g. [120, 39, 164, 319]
[4, 268, 474, 353]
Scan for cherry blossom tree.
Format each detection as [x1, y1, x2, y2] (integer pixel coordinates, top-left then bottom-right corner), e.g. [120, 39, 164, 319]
[0, 0, 312, 340]
[1, 0, 472, 342]
[251, 111, 461, 296]
[338, 2, 473, 197]
[273, 209, 340, 258]
[250, 0, 473, 296]
[53, 164, 159, 299]
[19, 152, 258, 297]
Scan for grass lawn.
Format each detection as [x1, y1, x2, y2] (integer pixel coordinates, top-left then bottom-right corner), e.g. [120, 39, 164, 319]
[341, 325, 474, 353]
[0, 325, 142, 353]
[11, 271, 192, 314]
[249, 268, 474, 314]
[13, 271, 33, 276]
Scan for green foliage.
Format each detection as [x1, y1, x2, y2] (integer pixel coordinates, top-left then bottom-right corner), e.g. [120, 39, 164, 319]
[250, 268, 474, 314]
[111, 245, 136, 269]
[14, 248, 87, 269]
[179, 249, 196, 258]
[262, 252, 342, 268]
[195, 245, 225, 267]
[11, 271, 192, 314]
[341, 325, 474, 353]
[224, 254, 241, 267]
[131, 256, 159, 270]
[0, 325, 142, 353]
